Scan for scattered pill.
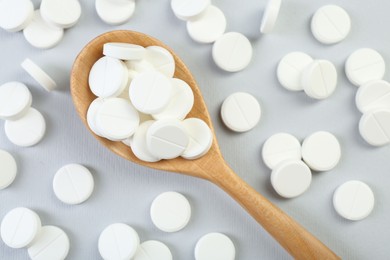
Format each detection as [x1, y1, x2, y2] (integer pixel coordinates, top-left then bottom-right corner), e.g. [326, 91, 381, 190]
[21, 58, 57, 92]
[171, 0, 210, 21]
[1, 207, 41, 249]
[0, 0, 34, 32]
[195, 232, 235, 260]
[186, 5, 227, 44]
[144, 46, 176, 78]
[181, 118, 213, 160]
[103, 43, 146, 61]
[302, 131, 341, 171]
[345, 48, 386, 87]
[131, 120, 161, 162]
[221, 92, 261, 132]
[359, 109, 390, 146]
[271, 160, 312, 198]
[311, 5, 351, 45]
[212, 32, 252, 72]
[87, 98, 105, 137]
[40, 0, 81, 29]
[302, 60, 338, 100]
[333, 180, 374, 221]
[277, 52, 313, 92]
[262, 133, 301, 170]
[260, 0, 282, 34]
[150, 191, 191, 232]
[27, 225, 70, 260]
[0, 150, 17, 190]
[5, 108, 46, 147]
[355, 80, 390, 113]
[99, 223, 140, 260]
[96, 0, 135, 25]
[0, 82, 32, 120]
[53, 164, 94, 205]
[134, 240, 173, 260]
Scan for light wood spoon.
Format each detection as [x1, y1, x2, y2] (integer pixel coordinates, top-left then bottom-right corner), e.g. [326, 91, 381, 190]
[70, 30, 340, 260]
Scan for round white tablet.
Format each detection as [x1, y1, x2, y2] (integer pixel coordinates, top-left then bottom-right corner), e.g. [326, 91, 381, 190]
[277, 52, 313, 92]
[134, 240, 173, 260]
[40, 0, 81, 29]
[130, 71, 172, 114]
[356, 80, 390, 113]
[0, 81, 32, 120]
[302, 60, 338, 100]
[5, 108, 46, 147]
[333, 180, 374, 221]
[144, 46, 176, 78]
[195, 233, 235, 260]
[302, 131, 341, 171]
[262, 133, 301, 170]
[21, 59, 57, 92]
[96, 0, 135, 26]
[53, 164, 94, 205]
[126, 60, 155, 75]
[260, 0, 282, 34]
[186, 5, 226, 44]
[98, 223, 140, 260]
[311, 5, 351, 45]
[0, 150, 17, 190]
[89, 56, 129, 98]
[271, 160, 312, 198]
[0, 0, 34, 32]
[171, 0, 210, 21]
[147, 119, 189, 159]
[359, 109, 390, 146]
[212, 32, 252, 72]
[87, 98, 105, 137]
[23, 10, 64, 49]
[345, 48, 386, 87]
[27, 225, 70, 260]
[96, 98, 140, 141]
[1, 207, 41, 249]
[152, 78, 194, 120]
[150, 191, 191, 232]
[221, 92, 261, 132]
[131, 120, 161, 163]
[181, 118, 212, 160]
[104, 43, 145, 61]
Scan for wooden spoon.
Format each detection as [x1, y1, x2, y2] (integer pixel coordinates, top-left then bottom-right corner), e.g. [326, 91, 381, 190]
[70, 30, 340, 259]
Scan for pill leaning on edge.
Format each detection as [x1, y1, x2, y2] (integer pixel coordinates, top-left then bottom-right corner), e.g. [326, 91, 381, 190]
[194, 232, 236, 260]
[21, 58, 57, 92]
[0, 150, 17, 190]
[133, 240, 173, 260]
[260, 0, 282, 34]
[103, 42, 146, 61]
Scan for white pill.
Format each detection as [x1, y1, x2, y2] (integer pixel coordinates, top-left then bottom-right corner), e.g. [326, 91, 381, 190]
[5, 108, 46, 147]
[99, 223, 140, 260]
[195, 233, 235, 260]
[130, 71, 172, 114]
[53, 164, 94, 205]
[302, 60, 338, 100]
[221, 92, 261, 132]
[1, 207, 41, 249]
[96, 0, 135, 26]
[134, 240, 173, 260]
[262, 133, 301, 170]
[87, 98, 105, 137]
[271, 160, 312, 198]
[302, 131, 341, 171]
[333, 180, 374, 221]
[186, 5, 226, 44]
[131, 120, 161, 163]
[277, 52, 313, 92]
[89, 56, 129, 98]
[0, 0, 34, 32]
[181, 118, 212, 160]
[104, 43, 145, 61]
[212, 32, 252, 72]
[40, 0, 81, 29]
[144, 46, 176, 78]
[359, 109, 390, 146]
[150, 191, 191, 232]
[311, 5, 351, 45]
[21, 58, 57, 92]
[27, 226, 70, 260]
[0, 82, 32, 120]
[152, 78, 194, 120]
[171, 0, 210, 21]
[126, 60, 156, 75]
[0, 150, 17, 190]
[355, 80, 390, 113]
[23, 10, 64, 49]
[345, 48, 386, 87]
[260, 0, 282, 34]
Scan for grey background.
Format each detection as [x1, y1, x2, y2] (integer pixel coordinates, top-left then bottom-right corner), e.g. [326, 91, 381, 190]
[1, 0, 389, 259]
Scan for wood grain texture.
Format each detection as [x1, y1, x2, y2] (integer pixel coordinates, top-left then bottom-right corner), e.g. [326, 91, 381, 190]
[70, 30, 340, 260]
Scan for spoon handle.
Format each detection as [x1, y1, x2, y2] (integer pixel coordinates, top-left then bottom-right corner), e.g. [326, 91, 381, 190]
[208, 162, 340, 259]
